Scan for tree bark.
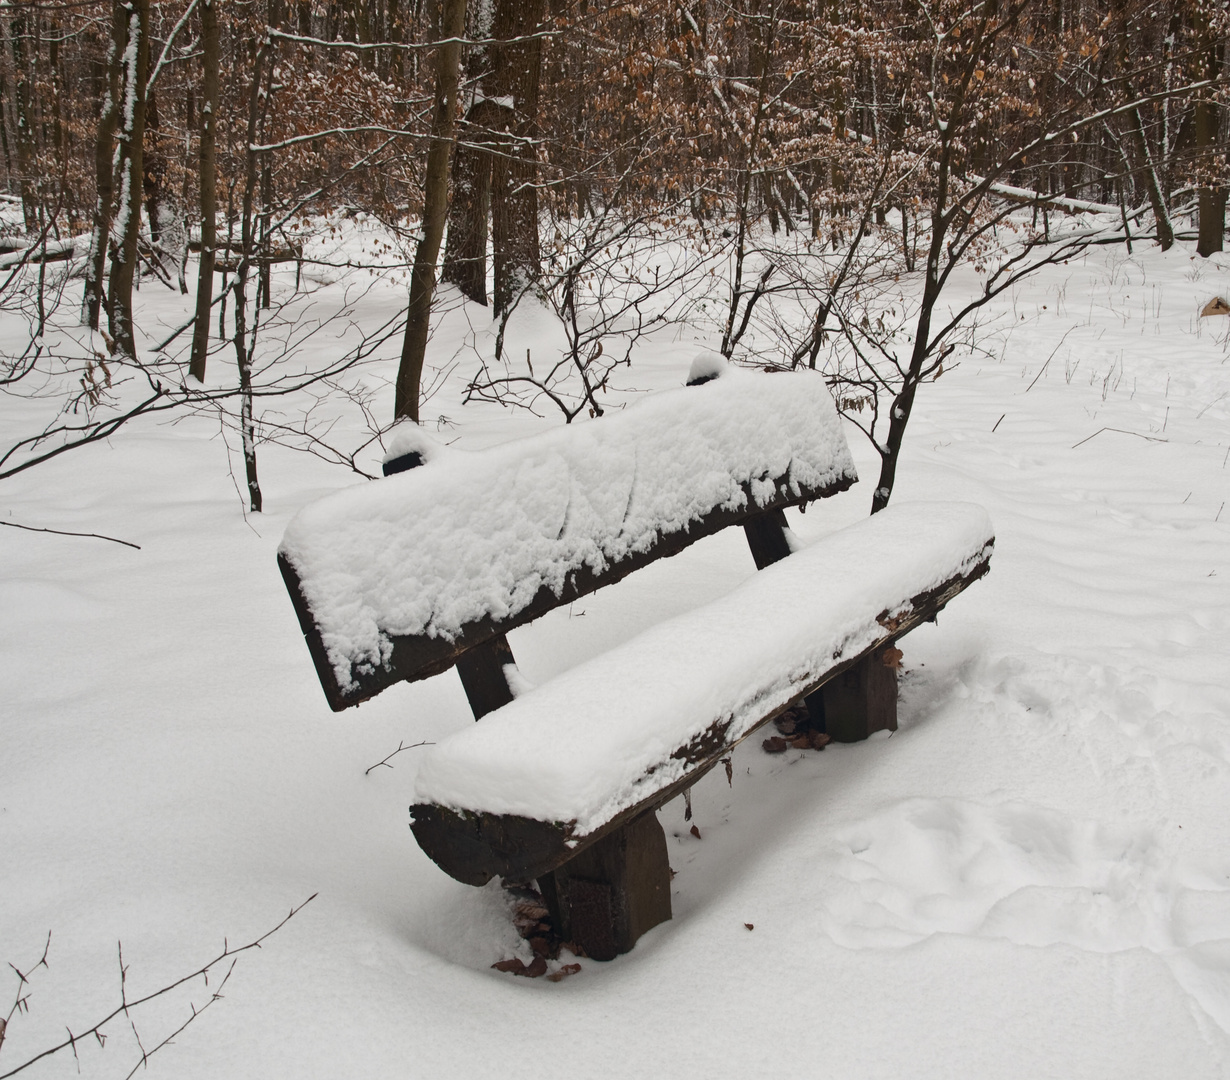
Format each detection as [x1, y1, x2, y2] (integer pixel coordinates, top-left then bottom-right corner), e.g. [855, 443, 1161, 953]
[441, 10, 496, 307]
[394, 0, 467, 421]
[230, 16, 276, 513]
[189, 0, 220, 380]
[106, 0, 150, 358]
[6, 7, 38, 233]
[1195, 34, 1225, 257]
[441, 110, 492, 304]
[489, 0, 545, 317]
[143, 88, 165, 246]
[81, 0, 125, 329]
[1128, 107, 1174, 251]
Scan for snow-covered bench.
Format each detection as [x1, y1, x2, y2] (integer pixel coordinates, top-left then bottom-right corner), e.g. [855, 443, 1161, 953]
[277, 362, 993, 961]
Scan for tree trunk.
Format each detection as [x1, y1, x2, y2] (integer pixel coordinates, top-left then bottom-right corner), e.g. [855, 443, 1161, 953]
[230, 16, 276, 513]
[143, 88, 165, 246]
[189, 0, 220, 380]
[6, 7, 38, 232]
[394, 0, 466, 421]
[106, 0, 150, 359]
[441, 118, 492, 304]
[489, 0, 545, 317]
[1129, 107, 1174, 251]
[81, 0, 124, 329]
[1195, 36, 1225, 257]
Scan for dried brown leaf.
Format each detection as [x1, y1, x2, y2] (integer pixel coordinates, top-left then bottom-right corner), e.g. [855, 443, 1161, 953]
[492, 957, 526, 974]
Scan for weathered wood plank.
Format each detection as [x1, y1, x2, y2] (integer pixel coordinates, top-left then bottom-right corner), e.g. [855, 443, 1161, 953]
[409, 550, 991, 886]
[280, 469, 854, 712]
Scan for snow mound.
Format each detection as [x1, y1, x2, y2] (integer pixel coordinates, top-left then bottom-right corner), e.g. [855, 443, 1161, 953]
[686, 351, 728, 385]
[414, 501, 994, 834]
[280, 368, 856, 693]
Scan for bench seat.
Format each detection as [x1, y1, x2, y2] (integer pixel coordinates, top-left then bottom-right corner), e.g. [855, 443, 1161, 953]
[410, 501, 994, 890]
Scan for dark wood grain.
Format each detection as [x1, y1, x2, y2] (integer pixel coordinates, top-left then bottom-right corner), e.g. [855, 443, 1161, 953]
[539, 810, 672, 960]
[409, 545, 992, 886]
[282, 470, 855, 712]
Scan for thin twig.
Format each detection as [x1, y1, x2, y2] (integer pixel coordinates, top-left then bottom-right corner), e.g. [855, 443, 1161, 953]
[1071, 427, 1168, 449]
[1023, 326, 1076, 392]
[0, 521, 140, 550]
[0, 896, 315, 1080]
[365, 740, 433, 775]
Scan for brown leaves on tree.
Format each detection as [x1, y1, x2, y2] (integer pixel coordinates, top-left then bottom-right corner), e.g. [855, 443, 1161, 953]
[882, 646, 904, 670]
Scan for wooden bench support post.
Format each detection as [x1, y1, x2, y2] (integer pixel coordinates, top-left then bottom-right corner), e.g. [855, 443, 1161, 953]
[455, 634, 518, 720]
[538, 809, 672, 961]
[742, 508, 792, 570]
[806, 645, 898, 742]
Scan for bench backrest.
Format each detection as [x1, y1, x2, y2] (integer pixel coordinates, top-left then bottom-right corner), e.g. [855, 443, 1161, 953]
[278, 367, 857, 711]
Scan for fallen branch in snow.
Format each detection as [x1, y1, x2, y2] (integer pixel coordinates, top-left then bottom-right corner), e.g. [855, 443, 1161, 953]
[0, 520, 141, 550]
[365, 739, 434, 775]
[0, 895, 315, 1080]
[1071, 427, 1169, 449]
[0, 934, 50, 1055]
[1023, 327, 1077, 393]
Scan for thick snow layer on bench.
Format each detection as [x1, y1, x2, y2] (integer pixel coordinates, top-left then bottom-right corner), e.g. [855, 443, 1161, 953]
[414, 502, 994, 834]
[280, 368, 855, 691]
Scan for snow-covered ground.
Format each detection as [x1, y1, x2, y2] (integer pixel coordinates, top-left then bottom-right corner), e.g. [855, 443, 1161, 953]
[2, 226, 1230, 1078]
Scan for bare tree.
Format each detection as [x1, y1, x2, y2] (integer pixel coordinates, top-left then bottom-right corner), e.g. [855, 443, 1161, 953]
[394, 0, 467, 423]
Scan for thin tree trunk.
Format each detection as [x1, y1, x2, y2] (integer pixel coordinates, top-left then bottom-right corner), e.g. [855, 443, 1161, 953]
[231, 18, 275, 513]
[6, 7, 38, 232]
[106, 0, 150, 358]
[1129, 107, 1174, 251]
[189, 0, 219, 380]
[82, 0, 124, 329]
[394, 0, 466, 421]
[143, 88, 164, 246]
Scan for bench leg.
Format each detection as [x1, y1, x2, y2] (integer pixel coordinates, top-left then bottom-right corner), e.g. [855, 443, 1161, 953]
[742, 508, 792, 570]
[538, 810, 672, 961]
[455, 634, 517, 720]
[806, 645, 898, 742]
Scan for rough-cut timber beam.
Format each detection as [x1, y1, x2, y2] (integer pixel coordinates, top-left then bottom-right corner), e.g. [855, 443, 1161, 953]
[408, 550, 991, 887]
[278, 472, 854, 712]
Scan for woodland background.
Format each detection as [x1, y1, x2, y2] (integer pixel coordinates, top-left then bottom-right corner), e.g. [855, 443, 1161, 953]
[0, 0, 1227, 512]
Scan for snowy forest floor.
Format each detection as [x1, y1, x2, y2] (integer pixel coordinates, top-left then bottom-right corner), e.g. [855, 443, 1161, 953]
[3, 228, 1230, 1078]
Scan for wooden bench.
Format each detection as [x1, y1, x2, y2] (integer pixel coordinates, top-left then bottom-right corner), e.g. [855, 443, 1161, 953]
[278, 360, 993, 961]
